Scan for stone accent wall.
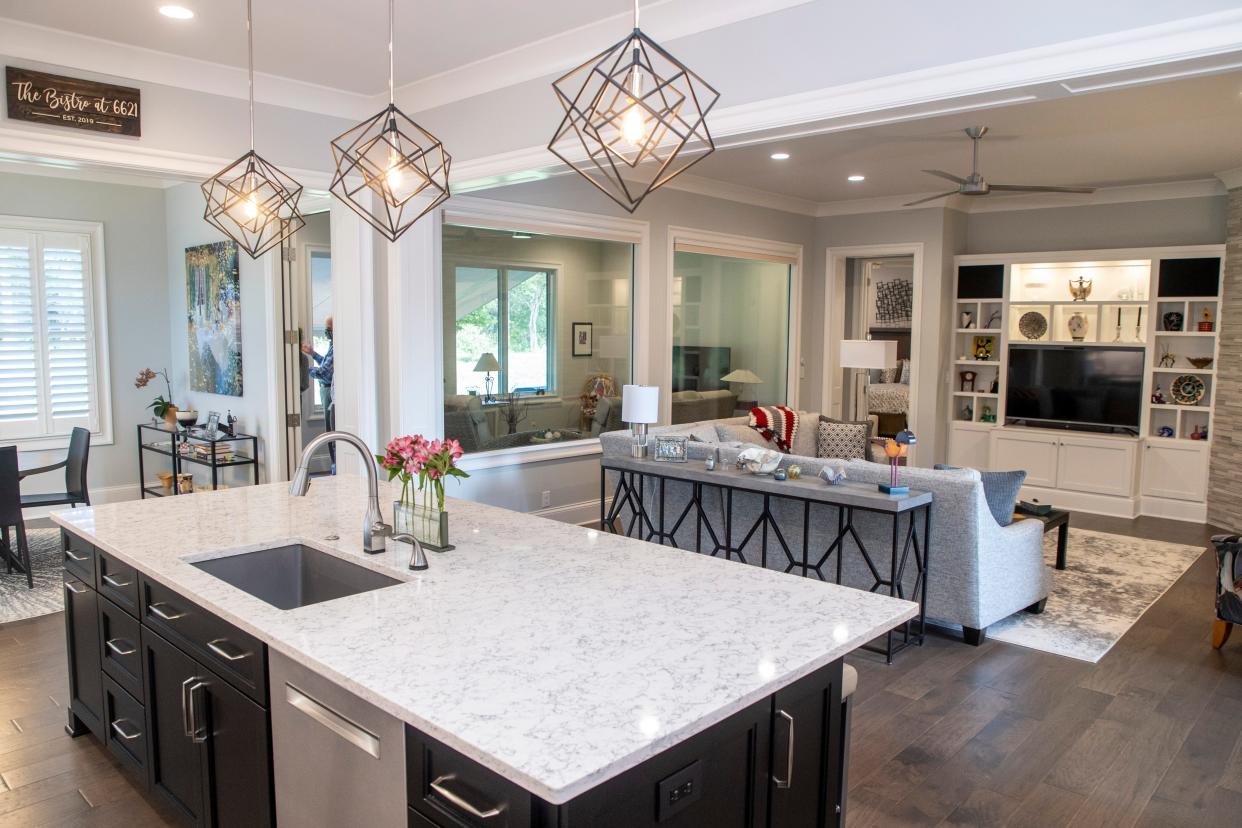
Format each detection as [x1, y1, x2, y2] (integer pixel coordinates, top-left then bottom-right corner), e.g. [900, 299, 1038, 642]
[1207, 188, 1242, 530]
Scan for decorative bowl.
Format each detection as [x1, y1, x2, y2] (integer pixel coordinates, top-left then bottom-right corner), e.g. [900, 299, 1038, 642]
[175, 409, 199, 425]
[1170, 374, 1206, 406]
[1187, 357, 1214, 370]
[738, 447, 782, 475]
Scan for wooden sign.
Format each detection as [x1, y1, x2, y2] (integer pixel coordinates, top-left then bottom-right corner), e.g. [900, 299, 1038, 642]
[6, 66, 141, 137]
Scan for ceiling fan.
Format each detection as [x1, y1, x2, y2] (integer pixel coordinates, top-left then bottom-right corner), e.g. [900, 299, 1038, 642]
[904, 126, 1095, 206]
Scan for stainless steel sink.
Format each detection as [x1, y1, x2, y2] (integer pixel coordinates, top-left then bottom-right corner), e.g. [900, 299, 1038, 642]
[191, 545, 402, 610]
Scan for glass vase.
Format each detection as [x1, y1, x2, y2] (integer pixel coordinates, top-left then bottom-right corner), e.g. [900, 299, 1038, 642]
[392, 499, 453, 551]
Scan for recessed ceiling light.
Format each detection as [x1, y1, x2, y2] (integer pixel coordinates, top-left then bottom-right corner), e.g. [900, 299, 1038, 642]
[512, 232, 533, 240]
[770, 152, 790, 161]
[158, 5, 195, 20]
[847, 174, 866, 182]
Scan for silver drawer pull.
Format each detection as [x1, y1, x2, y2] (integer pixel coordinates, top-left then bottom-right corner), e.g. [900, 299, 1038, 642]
[207, 638, 250, 663]
[286, 684, 380, 759]
[429, 774, 505, 820]
[149, 602, 186, 621]
[65, 549, 89, 562]
[111, 718, 142, 741]
[773, 709, 795, 789]
[102, 573, 132, 588]
[64, 581, 88, 595]
[106, 638, 137, 657]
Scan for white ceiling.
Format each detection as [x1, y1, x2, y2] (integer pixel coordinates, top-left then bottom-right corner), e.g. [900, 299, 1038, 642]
[688, 71, 1242, 205]
[0, 0, 796, 96]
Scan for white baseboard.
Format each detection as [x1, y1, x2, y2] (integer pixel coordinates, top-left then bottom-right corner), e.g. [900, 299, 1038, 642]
[1139, 497, 1208, 524]
[24, 483, 139, 521]
[533, 497, 612, 527]
[1021, 485, 1139, 519]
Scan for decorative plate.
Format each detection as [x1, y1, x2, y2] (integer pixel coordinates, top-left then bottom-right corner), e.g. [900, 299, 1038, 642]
[1018, 311, 1048, 340]
[1170, 374, 1205, 406]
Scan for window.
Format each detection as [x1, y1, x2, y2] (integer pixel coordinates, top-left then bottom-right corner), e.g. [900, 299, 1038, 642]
[451, 264, 555, 396]
[441, 224, 633, 455]
[0, 218, 109, 446]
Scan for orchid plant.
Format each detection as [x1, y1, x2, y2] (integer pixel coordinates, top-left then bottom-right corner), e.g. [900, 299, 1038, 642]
[378, 435, 469, 514]
[135, 367, 175, 417]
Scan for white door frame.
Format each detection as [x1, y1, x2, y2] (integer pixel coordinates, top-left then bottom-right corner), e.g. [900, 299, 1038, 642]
[823, 242, 924, 462]
[666, 226, 803, 424]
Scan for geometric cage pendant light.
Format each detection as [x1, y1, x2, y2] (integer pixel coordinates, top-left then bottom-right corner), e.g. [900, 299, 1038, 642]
[329, 0, 452, 242]
[201, 0, 306, 258]
[549, 0, 720, 213]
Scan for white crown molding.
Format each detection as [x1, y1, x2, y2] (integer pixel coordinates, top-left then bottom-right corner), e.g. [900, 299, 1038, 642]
[660, 173, 819, 216]
[1215, 166, 1242, 190]
[0, 17, 374, 119]
[392, 0, 813, 113]
[959, 179, 1225, 213]
[0, 154, 178, 188]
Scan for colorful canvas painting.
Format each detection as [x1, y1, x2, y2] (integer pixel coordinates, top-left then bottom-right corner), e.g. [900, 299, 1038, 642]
[185, 241, 243, 396]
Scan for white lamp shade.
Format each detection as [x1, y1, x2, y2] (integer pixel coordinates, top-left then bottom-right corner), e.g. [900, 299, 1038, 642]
[721, 368, 763, 384]
[621, 385, 659, 424]
[840, 339, 897, 369]
[473, 352, 500, 372]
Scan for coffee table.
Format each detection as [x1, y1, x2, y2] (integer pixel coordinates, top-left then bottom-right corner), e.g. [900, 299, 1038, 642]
[1014, 508, 1069, 570]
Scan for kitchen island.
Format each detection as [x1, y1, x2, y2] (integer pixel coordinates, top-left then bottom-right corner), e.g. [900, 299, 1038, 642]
[53, 474, 916, 827]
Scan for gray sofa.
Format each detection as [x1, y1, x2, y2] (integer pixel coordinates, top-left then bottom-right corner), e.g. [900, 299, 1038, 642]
[671, 389, 738, 423]
[600, 418, 1050, 644]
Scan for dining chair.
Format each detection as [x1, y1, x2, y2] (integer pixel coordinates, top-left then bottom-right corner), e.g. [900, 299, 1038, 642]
[20, 426, 91, 509]
[0, 446, 33, 588]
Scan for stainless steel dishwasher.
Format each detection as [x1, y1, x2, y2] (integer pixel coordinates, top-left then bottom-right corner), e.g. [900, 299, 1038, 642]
[270, 650, 407, 827]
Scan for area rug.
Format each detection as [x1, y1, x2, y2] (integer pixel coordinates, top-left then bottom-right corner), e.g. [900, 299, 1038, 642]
[987, 528, 1205, 663]
[0, 528, 65, 624]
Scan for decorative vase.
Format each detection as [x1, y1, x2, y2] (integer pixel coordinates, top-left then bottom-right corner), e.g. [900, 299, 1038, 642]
[1067, 312, 1088, 342]
[1163, 311, 1184, 332]
[163, 404, 179, 429]
[392, 500, 453, 551]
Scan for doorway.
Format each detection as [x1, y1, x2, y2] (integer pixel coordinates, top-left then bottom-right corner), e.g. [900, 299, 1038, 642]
[843, 255, 914, 437]
[280, 210, 334, 478]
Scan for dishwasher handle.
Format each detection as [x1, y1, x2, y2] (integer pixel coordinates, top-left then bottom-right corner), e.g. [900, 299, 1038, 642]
[285, 683, 381, 759]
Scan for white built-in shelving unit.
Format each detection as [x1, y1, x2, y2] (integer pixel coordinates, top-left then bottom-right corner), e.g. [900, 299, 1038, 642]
[947, 246, 1224, 522]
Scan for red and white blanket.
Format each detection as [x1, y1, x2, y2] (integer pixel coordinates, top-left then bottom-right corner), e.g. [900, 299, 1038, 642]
[748, 405, 800, 453]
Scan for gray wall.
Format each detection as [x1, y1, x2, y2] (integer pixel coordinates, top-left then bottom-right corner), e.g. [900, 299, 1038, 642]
[0, 170, 171, 499]
[1208, 189, 1240, 531]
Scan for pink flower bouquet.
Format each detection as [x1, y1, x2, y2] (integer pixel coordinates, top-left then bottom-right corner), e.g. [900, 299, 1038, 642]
[377, 435, 469, 513]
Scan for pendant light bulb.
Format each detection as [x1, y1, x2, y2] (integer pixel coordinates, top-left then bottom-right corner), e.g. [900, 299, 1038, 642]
[621, 103, 649, 150]
[243, 193, 260, 221]
[385, 152, 404, 190]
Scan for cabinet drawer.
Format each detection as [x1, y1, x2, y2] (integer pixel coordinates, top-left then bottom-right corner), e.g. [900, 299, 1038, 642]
[139, 575, 268, 706]
[410, 807, 443, 827]
[62, 530, 95, 584]
[408, 727, 533, 828]
[103, 674, 147, 774]
[99, 598, 143, 700]
[97, 550, 140, 617]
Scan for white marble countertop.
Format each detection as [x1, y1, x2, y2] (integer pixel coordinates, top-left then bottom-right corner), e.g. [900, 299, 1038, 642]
[52, 475, 917, 804]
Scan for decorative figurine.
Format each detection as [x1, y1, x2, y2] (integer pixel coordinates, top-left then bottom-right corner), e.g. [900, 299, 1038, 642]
[1199, 307, 1214, 332]
[972, 335, 996, 361]
[1068, 276, 1093, 301]
[1163, 311, 1184, 332]
[959, 370, 977, 392]
[960, 310, 975, 329]
[1158, 425, 1175, 438]
[1151, 385, 1166, 405]
[1159, 345, 1176, 368]
[963, 404, 974, 420]
[1191, 424, 1209, 441]
[877, 430, 916, 495]
[773, 467, 788, 481]
[980, 405, 996, 423]
[787, 464, 802, 480]
[989, 378, 999, 394]
[985, 310, 1002, 330]
[704, 447, 718, 471]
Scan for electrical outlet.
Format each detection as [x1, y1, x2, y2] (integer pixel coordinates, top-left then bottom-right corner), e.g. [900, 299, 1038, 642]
[541, 490, 551, 508]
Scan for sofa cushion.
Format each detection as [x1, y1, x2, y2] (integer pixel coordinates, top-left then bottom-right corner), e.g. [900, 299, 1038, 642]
[816, 420, 870, 460]
[935, 464, 1026, 526]
[790, 410, 821, 458]
[671, 390, 702, 401]
[716, 422, 774, 448]
[663, 423, 719, 443]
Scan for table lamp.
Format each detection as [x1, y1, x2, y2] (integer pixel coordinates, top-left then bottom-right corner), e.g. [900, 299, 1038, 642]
[840, 339, 897, 422]
[621, 384, 659, 458]
[721, 368, 763, 410]
[474, 352, 500, 402]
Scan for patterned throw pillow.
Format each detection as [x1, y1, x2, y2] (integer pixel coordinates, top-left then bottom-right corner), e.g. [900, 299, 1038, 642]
[816, 420, 870, 460]
[898, 358, 911, 385]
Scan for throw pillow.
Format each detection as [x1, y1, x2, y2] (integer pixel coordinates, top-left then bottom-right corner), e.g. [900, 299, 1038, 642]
[935, 464, 1026, 527]
[816, 420, 870, 460]
[716, 423, 774, 448]
[898, 358, 911, 385]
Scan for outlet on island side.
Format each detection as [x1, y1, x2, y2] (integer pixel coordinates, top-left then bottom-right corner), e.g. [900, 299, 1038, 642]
[541, 490, 551, 508]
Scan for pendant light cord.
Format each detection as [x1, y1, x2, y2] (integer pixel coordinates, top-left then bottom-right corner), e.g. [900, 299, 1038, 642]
[388, 0, 395, 105]
[247, 0, 255, 150]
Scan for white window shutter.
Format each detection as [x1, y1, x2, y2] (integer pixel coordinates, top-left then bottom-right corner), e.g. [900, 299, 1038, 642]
[0, 230, 41, 437]
[42, 233, 92, 431]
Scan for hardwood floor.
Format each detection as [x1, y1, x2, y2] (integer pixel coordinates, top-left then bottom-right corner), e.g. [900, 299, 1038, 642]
[0, 513, 1238, 826]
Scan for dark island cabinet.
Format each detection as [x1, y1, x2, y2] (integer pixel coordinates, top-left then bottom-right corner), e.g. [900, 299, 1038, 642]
[408, 659, 847, 828]
[60, 529, 274, 828]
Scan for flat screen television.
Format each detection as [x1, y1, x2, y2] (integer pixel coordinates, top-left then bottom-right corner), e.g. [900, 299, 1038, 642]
[1005, 345, 1145, 433]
